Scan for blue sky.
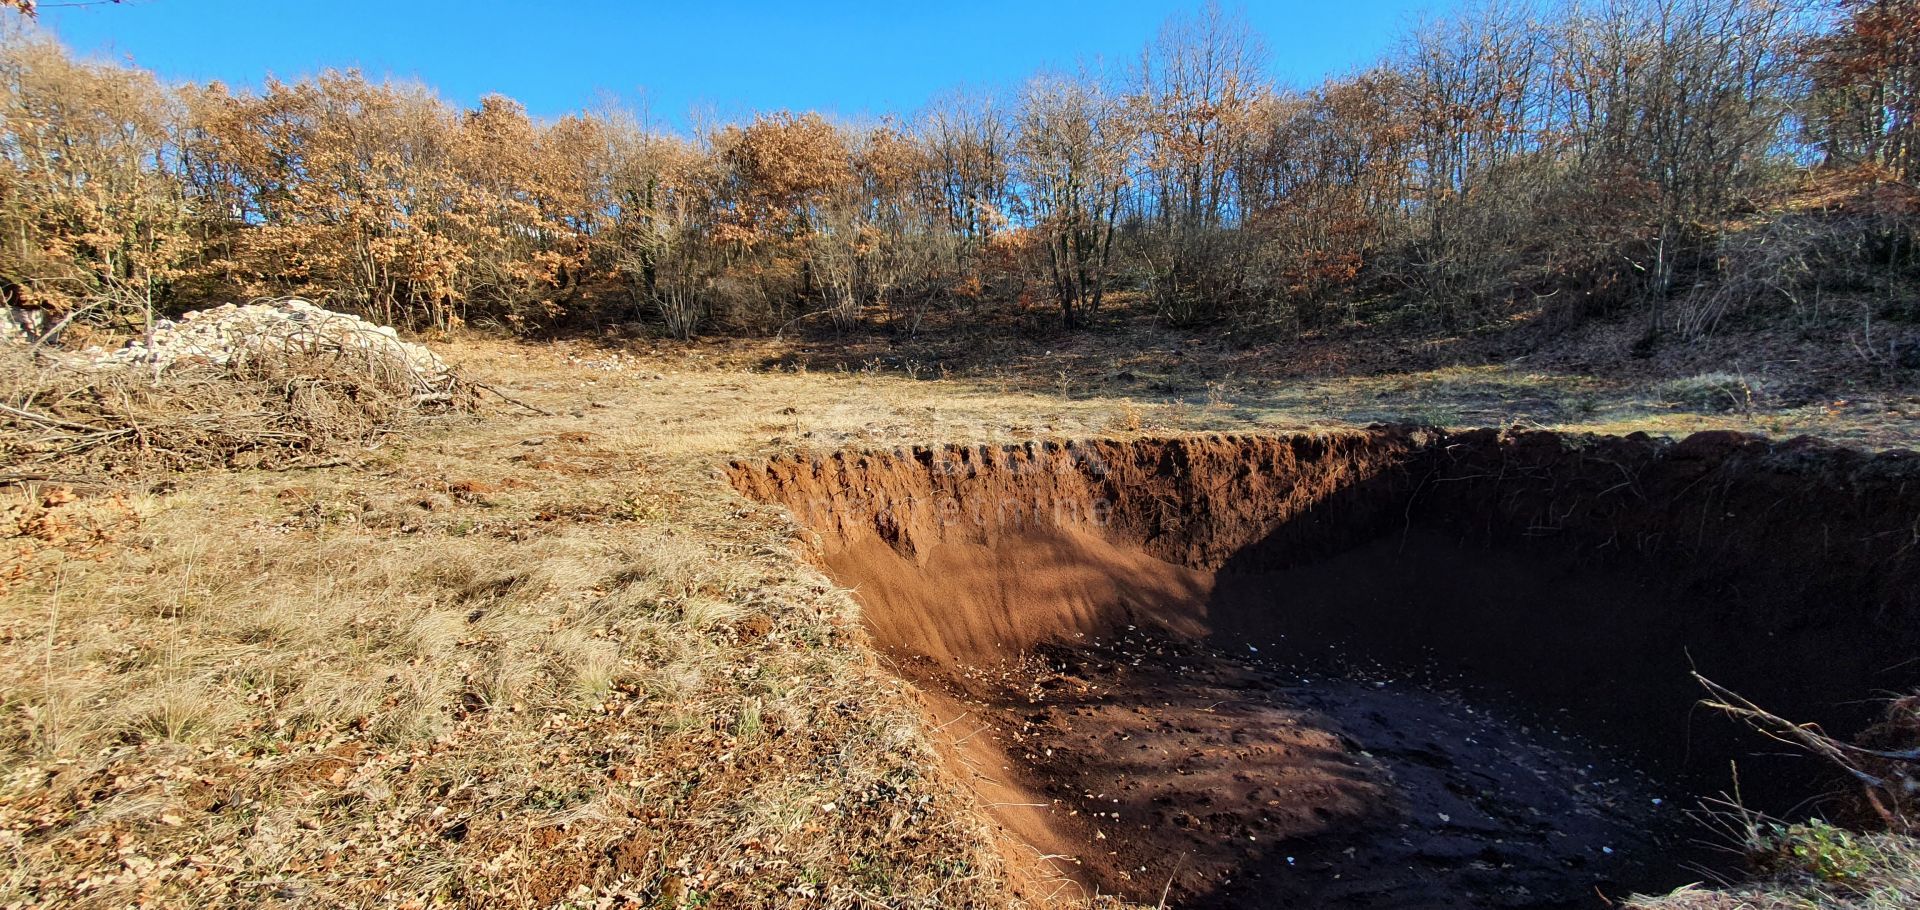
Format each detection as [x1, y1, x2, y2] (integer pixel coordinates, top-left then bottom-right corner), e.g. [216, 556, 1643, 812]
[35, 1, 1456, 127]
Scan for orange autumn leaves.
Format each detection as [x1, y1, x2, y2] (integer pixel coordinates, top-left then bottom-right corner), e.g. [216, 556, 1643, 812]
[2, 1, 1913, 341]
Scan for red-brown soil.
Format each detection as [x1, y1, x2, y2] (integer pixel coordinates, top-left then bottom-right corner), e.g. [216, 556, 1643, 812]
[728, 428, 1920, 907]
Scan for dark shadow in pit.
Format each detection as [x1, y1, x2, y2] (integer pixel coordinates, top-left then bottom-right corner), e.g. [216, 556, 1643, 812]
[1209, 531, 1877, 809]
[910, 630, 1678, 910]
[1190, 430, 1920, 905]
[1209, 432, 1920, 808]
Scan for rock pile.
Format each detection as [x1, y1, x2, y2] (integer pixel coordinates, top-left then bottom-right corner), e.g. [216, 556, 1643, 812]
[54, 299, 455, 391]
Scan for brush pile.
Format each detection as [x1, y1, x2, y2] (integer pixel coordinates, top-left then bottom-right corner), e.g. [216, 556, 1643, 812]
[63, 299, 456, 392]
[2, 299, 474, 477]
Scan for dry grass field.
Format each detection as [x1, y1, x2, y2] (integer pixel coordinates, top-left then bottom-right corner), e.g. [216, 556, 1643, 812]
[2, 337, 1916, 908]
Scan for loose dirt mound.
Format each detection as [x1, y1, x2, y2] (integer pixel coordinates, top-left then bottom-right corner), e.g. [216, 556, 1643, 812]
[730, 428, 1920, 907]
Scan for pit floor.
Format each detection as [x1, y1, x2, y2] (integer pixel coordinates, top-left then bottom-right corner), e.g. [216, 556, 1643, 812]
[907, 629, 1690, 909]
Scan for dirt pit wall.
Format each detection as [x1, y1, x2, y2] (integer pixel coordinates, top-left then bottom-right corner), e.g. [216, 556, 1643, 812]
[728, 428, 1920, 906]
[729, 432, 1418, 664]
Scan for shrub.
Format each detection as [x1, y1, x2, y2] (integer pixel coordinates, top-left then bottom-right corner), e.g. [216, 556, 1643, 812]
[1657, 372, 1760, 412]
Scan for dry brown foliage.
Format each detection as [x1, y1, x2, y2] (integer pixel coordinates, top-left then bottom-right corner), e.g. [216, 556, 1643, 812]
[6, 0, 1912, 346]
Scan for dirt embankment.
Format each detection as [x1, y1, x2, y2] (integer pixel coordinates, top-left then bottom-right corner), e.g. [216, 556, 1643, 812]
[728, 428, 1920, 907]
[726, 433, 1414, 664]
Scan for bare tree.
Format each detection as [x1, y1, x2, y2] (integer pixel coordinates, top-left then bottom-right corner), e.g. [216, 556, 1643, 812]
[1130, 2, 1268, 323]
[1806, 0, 1918, 185]
[1016, 72, 1135, 328]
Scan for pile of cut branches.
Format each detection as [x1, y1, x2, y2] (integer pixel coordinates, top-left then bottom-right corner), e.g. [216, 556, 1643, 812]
[1697, 673, 1920, 835]
[0, 344, 476, 479]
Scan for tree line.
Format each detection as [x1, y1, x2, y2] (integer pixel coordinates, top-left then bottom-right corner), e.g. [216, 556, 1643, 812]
[1, 0, 1914, 343]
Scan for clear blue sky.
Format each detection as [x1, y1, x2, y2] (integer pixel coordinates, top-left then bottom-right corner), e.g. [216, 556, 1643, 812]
[35, 0, 1457, 128]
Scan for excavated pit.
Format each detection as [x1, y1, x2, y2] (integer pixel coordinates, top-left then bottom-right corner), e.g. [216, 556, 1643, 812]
[728, 428, 1920, 909]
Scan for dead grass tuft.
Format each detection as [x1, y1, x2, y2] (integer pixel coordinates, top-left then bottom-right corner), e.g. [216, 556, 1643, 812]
[1657, 371, 1762, 413]
[1629, 821, 1920, 910]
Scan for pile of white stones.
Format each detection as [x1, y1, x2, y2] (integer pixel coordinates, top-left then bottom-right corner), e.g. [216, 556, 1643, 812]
[48, 299, 455, 391]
